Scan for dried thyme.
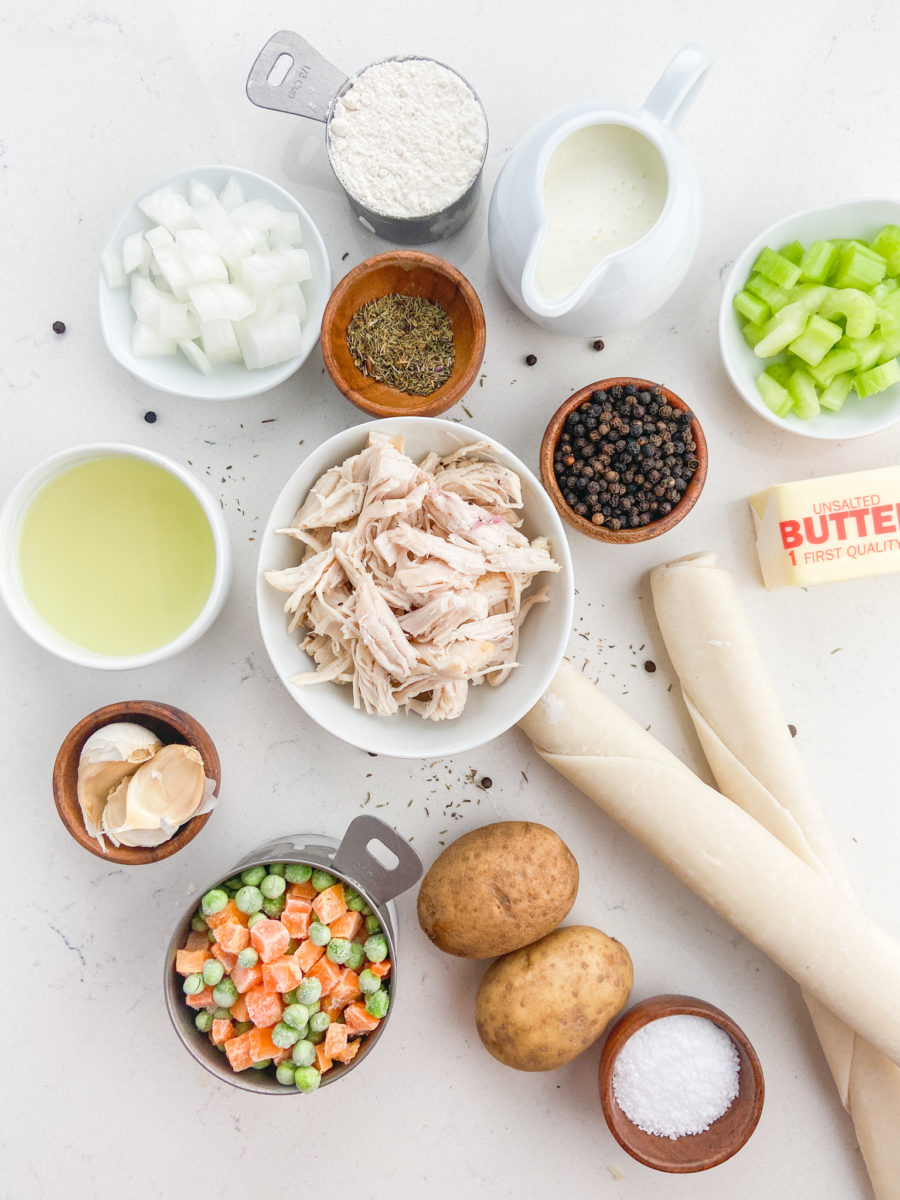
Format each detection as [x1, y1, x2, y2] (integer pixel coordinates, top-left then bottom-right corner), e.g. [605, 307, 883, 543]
[347, 293, 455, 396]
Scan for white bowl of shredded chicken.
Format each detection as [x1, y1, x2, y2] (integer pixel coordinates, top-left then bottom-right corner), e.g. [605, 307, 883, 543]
[257, 418, 574, 758]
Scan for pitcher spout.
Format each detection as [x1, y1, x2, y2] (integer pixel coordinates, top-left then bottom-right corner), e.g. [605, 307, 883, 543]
[521, 249, 609, 320]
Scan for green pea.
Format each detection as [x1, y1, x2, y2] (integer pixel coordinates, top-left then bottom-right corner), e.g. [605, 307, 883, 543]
[240, 865, 266, 886]
[247, 911, 266, 929]
[283, 1003, 310, 1030]
[295, 1066, 321, 1092]
[283, 988, 299, 1005]
[207, 930, 217, 943]
[194, 1010, 214, 1032]
[237, 947, 259, 969]
[360, 904, 372, 917]
[285, 863, 312, 884]
[308, 921, 331, 947]
[213, 978, 238, 1007]
[213, 1006, 233, 1021]
[291, 1039, 317, 1067]
[307, 1029, 324, 1045]
[346, 893, 366, 912]
[358, 968, 380, 994]
[365, 988, 390, 1019]
[346, 942, 366, 971]
[260, 874, 286, 900]
[216, 1043, 227, 1053]
[262, 895, 285, 918]
[201, 888, 228, 916]
[183, 973, 204, 995]
[267, 863, 287, 877]
[311, 869, 336, 892]
[364, 933, 388, 963]
[326, 938, 351, 965]
[234, 886, 264, 915]
[234, 1021, 252, 1035]
[365, 914, 381, 935]
[223, 876, 244, 891]
[272, 1021, 301, 1049]
[191, 914, 208, 932]
[276, 1062, 298, 1086]
[202, 959, 225, 987]
[296, 978, 322, 1006]
[251, 1059, 271, 1070]
[309, 1011, 330, 1034]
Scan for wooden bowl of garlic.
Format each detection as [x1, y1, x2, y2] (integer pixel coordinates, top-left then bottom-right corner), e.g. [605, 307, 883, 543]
[53, 700, 220, 864]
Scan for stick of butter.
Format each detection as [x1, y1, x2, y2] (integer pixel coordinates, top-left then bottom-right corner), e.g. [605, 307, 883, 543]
[750, 465, 900, 588]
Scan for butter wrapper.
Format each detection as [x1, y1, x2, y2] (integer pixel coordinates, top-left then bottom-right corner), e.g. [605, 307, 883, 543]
[750, 465, 900, 588]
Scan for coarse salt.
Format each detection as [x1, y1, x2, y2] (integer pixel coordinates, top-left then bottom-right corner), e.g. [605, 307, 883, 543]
[612, 1014, 740, 1139]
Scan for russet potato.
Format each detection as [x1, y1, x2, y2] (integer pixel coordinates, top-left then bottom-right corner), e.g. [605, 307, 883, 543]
[417, 821, 578, 958]
[475, 925, 633, 1071]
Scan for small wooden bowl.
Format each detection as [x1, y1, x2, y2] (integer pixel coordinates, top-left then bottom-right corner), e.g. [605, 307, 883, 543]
[52, 700, 220, 865]
[599, 994, 764, 1173]
[320, 251, 485, 418]
[540, 378, 708, 543]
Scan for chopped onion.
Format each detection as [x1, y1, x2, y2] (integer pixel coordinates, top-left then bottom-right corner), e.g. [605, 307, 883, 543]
[236, 310, 303, 369]
[178, 339, 213, 375]
[200, 319, 242, 365]
[101, 251, 126, 290]
[132, 322, 176, 357]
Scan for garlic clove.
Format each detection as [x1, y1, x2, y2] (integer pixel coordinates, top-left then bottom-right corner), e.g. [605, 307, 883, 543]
[77, 760, 143, 838]
[76, 722, 163, 839]
[102, 744, 207, 841]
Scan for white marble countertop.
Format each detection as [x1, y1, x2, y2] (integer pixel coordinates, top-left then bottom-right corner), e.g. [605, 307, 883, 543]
[3, 1, 899, 1196]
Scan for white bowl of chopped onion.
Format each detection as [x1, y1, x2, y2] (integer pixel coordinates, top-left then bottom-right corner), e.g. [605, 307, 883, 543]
[98, 165, 331, 400]
[256, 418, 574, 758]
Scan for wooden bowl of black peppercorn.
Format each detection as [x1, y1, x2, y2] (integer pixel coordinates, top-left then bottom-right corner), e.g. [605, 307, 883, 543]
[540, 378, 707, 543]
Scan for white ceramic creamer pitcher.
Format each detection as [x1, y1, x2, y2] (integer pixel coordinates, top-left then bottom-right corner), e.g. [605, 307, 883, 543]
[488, 45, 710, 337]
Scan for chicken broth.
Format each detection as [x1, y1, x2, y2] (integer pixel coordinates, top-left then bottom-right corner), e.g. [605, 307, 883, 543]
[18, 456, 216, 655]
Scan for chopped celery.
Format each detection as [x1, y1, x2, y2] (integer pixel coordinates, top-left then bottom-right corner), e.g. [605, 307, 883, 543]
[741, 320, 767, 348]
[854, 358, 900, 398]
[818, 287, 876, 338]
[788, 313, 843, 366]
[844, 332, 884, 372]
[870, 225, 900, 275]
[733, 289, 770, 325]
[876, 291, 900, 336]
[830, 243, 886, 290]
[808, 345, 859, 387]
[787, 369, 821, 420]
[878, 331, 900, 362]
[746, 272, 789, 311]
[870, 279, 899, 305]
[778, 240, 805, 265]
[756, 371, 793, 417]
[753, 301, 808, 358]
[788, 284, 828, 314]
[753, 246, 802, 289]
[819, 373, 853, 412]
[799, 240, 838, 284]
[766, 361, 793, 386]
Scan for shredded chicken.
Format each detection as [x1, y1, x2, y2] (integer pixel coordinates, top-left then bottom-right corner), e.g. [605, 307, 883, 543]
[265, 433, 561, 720]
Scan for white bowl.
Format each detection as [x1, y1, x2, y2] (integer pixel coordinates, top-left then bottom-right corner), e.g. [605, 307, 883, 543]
[256, 417, 574, 758]
[98, 165, 331, 401]
[0, 444, 232, 669]
[719, 197, 900, 440]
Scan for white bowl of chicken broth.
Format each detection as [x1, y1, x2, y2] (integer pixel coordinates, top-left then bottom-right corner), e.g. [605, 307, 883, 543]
[256, 418, 574, 758]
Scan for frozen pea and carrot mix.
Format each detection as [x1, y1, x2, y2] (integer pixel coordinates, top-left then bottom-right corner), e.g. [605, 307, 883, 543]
[175, 862, 391, 1092]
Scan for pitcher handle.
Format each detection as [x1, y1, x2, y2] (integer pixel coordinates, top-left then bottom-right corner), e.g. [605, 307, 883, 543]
[642, 43, 711, 129]
[246, 30, 349, 123]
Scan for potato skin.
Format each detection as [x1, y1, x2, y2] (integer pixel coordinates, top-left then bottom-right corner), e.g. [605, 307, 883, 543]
[475, 925, 633, 1071]
[416, 821, 578, 958]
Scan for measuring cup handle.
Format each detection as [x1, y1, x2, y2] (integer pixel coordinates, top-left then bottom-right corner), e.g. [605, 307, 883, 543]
[246, 30, 349, 122]
[331, 815, 423, 908]
[642, 43, 711, 129]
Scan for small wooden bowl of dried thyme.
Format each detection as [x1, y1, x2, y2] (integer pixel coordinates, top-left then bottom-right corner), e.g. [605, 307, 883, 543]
[321, 251, 485, 418]
[540, 378, 708, 543]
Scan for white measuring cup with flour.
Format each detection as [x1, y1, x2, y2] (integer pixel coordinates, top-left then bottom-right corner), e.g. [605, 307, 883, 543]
[247, 32, 489, 244]
[488, 44, 710, 337]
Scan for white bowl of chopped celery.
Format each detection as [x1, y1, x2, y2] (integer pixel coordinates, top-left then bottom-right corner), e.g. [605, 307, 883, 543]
[98, 166, 331, 401]
[719, 198, 900, 439]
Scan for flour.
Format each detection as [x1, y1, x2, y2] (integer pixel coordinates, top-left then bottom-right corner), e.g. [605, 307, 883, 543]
[328, 59, 487, 219]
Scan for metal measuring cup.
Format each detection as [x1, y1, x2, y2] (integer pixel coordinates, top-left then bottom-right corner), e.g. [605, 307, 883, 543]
[246, 31, 489, 244]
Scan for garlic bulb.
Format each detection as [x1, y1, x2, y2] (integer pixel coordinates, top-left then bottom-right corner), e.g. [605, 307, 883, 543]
[76, 722, 163, 837]
[102, 744, 208, 848]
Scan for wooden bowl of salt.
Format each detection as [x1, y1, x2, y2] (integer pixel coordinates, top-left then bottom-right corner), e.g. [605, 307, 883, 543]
[598, 994, 764, 1172]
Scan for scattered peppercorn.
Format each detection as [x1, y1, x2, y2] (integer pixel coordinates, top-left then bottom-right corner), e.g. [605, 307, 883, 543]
[643, 660, 657, 673]
[52, 320, 66, 335]
[479, 776, 493, 789]
[788, 724, 797, 738]
[552, 384, 698, 530]
[144, 411, 157, 424]
[592, 338, 605, 352]
[525, 354, 538, 366]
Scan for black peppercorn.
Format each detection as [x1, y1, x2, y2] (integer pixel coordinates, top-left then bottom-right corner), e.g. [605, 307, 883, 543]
[525, 353, 537, 366]
[52, 320, 66, 335]
[144, 411, 158, 424]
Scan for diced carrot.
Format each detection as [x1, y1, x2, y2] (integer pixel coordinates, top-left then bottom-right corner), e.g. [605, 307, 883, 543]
[283, 897, 312, 916]
[315, 1044, 333, 1074]
[249, 919, 291, 963]
[343, 1002, 380, 1034]
[321, 999, 343, 1023]
[368, 958, 391, 979]
[308, 955, 343, 997]
[210, 942, 238, 972]
[185, 986, 215, 1010]
[184, 929, 210, 952]
[287, 879, 317, 901]
[272, 1048, 291, 1066]
[206, 899, 248, 930]
[230, 994, 250, 1023]
[329, 968, 362, 1009]
[248, 1025, 280, 1063]
[281, 906, 311, 940]
[293, 940, 325, 973]
[211, 1018, 235, 1045]
[175, 948, 208, 976]
[329, 910, 363, 940]
[245, 986, 284, 1029]
[324, 1021, 349, 1058]
[224, 1031, 254, 1072]
[261, 955, 304, 993]
[311, 883, 346, 926]
[215, 921, 250, 954]
[332, 1039, 360, 1065]
[230, 963, 262, 994]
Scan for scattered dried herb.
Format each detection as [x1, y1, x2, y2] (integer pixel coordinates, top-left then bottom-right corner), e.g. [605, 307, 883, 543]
[347, 293, 455, 396]
[788, 724, 797, 738]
